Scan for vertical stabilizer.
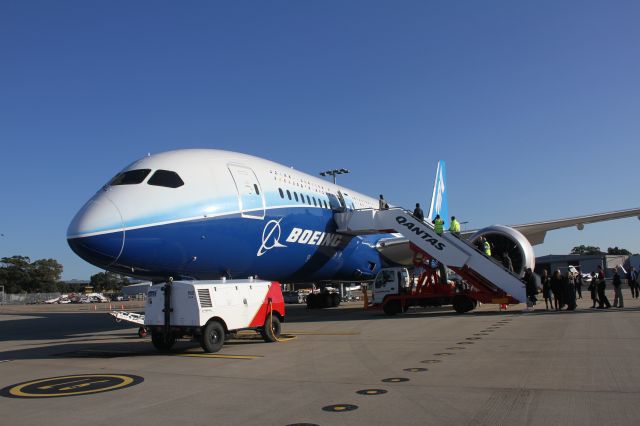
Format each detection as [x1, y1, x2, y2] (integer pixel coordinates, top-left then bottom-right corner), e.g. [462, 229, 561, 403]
[427, 160, 448, 228]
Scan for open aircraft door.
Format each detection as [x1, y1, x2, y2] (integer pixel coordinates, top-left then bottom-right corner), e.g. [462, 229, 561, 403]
[228, 164, 265, 219]
[337, 190, 356, 211]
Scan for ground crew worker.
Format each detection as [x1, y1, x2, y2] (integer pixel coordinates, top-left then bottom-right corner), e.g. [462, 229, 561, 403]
[449, 216, 461, 237]
[483, 237, 492, 257]
[432, 214, 444, 235]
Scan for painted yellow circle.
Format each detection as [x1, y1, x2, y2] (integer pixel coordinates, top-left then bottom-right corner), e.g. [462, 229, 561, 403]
[4, 374, 142, 398]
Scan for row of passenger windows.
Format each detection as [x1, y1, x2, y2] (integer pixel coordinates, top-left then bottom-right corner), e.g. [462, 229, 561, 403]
[109, 169, 184, 188]
[278, 188, 330, 209]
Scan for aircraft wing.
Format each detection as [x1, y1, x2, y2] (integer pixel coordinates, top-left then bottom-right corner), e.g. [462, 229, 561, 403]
[509, 207, 640, 245]
[375, 207, 640, 265]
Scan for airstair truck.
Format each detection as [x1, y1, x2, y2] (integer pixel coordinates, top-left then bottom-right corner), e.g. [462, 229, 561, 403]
[144, 279, 285, 353]
[336, 208, 527, 313]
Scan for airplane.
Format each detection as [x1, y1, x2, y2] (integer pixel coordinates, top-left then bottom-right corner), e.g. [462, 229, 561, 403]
[67, 149, 640, 284]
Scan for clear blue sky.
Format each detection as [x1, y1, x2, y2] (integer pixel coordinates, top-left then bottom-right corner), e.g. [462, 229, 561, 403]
[1, 1, 639, 280]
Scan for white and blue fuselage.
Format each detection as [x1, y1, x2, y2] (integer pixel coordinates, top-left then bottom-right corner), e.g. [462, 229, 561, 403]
[67, 149, 387, 282]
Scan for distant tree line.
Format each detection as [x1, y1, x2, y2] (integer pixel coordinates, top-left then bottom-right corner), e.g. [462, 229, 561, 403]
[0, 256, 130, 294]
[570, 246, 635, 256]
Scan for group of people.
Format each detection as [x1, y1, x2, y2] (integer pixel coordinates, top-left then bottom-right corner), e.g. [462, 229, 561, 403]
[539, 268, 579, 311]
[537, 265, 639, 311]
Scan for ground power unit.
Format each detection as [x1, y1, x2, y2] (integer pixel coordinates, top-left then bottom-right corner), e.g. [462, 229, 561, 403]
[145, 279, 285, 353]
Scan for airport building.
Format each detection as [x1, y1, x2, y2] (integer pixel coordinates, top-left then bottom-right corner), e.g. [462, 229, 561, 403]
[535, 253, 638, 277]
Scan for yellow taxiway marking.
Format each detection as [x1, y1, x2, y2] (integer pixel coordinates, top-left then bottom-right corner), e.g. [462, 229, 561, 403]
[178, 353, 263, 360]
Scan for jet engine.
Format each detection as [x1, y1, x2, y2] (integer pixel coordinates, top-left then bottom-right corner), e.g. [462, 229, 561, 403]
[468, 225, 535, 275]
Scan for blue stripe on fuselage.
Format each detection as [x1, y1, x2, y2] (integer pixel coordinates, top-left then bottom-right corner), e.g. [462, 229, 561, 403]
[81, 206, 384, 282]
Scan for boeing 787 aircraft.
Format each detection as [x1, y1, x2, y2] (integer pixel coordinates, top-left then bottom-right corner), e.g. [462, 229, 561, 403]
[67, 149, 640, 283]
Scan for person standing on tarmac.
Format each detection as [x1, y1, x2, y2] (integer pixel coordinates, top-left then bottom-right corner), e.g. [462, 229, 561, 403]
[589, 271, 599, 308]
[550, 269, 563, 311]
[612, 268, 623, 308]
[596, 265, 611, 309]
[523, 268, 538, 311]
[432, 214, 444, 235]
[449, 216, 461, 237]
[575, 268, 583, 299]
[564, 270, 577, 310]
[413, 203, 424, 221]
[628, 266, 638, 299]
[541, 269, 553, 310]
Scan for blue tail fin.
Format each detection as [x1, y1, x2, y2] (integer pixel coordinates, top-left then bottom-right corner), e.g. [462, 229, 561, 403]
[427, 160, 448, 228]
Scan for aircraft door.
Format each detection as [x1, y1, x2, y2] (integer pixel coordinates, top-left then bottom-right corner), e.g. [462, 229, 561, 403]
[338, 191, 356, 211]
[228, 164, 265, 219]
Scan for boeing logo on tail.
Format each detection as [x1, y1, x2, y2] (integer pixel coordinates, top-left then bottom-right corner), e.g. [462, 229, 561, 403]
[428, 160, 448, 227]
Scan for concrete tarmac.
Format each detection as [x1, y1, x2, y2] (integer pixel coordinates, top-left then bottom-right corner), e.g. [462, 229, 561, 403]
[1, 291, 640, 426]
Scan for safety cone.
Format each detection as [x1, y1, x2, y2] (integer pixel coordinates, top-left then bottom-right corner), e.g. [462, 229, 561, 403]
[500, 303, 508, 311]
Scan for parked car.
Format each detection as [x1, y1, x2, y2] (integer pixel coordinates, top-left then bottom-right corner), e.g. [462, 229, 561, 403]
[110, 294, 129, 302]
[283, 291, 301, 304]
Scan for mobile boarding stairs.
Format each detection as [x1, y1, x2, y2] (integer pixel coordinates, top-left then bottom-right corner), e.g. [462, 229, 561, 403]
[334, 208, 526, 308]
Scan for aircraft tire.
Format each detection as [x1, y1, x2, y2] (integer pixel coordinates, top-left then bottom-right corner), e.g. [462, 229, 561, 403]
[151, 332, 175, 352]
[201, 320, 225, 353]
[322, 292, 332, 308]
[261, 315, 281, 342]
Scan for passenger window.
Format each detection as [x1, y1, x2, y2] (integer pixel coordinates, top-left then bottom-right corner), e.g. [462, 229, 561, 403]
[306, 195, 311, 205]
[312, 197, 317, 207]
[286, 190, 292, 200]
[294, 192, 299, 202]
[254, 184, 260, 195]
[279, 188, 284, 198]
[147, 170, 184, 188]
[109, 169, 151, 186]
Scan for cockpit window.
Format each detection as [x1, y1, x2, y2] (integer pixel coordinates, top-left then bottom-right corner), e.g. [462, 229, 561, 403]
[109, 169, 151, 186]
[147, 170, 184, 188]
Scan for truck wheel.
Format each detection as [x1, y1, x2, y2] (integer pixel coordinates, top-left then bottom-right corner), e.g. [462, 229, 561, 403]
[201, 320, 225, 353]
[151, 332, 175, 352]
[138, 327, 148, 338]
[306, 293, 317, 309]
[452, 295, 475, 314]
[322, 292, 332, 308]
[331, 293, 340, 307]
[383, 300, 401, 316]
[261, 315, 281, 342]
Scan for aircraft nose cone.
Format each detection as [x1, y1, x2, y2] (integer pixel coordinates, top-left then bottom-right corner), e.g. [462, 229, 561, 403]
[67, 196, 124, 267]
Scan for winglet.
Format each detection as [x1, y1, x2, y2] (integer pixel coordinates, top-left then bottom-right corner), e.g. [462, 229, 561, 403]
[428, 160, 448, 228]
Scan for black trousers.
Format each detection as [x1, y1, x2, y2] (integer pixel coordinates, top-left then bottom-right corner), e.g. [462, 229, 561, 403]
[597, 283, 610, 308]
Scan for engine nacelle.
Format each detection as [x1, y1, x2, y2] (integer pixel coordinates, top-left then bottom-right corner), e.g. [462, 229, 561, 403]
[468, 225, 535, 275]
